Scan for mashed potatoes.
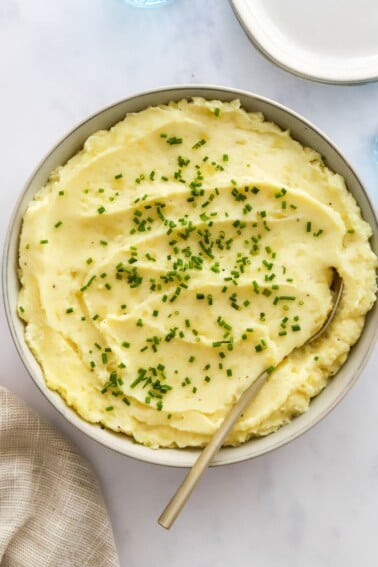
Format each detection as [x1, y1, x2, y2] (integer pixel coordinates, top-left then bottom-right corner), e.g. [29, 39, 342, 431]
[18, 98, 377, 448]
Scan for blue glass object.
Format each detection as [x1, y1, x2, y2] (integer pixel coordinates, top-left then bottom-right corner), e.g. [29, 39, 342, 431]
[374, 136, 378, 163]
[123, 0, 174, 6]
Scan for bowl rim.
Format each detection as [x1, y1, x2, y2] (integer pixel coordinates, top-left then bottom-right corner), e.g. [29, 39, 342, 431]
[2, 84, 377, 467]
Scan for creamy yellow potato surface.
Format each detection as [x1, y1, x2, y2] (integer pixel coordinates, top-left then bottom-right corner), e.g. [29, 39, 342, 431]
[18, 99, 377, 447]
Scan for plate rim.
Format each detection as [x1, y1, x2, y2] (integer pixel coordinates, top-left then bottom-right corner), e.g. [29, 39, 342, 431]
[230, 0, 378, 84]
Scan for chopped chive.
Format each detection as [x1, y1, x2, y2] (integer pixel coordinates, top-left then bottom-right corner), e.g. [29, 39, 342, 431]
[262, 259, 273, 270]
[167, 136, 183, 145]
[114, 173, 123, 179]
[274, 188, 287, 198]
[80, 275, 96, 292]
[192, 138, 206, 150]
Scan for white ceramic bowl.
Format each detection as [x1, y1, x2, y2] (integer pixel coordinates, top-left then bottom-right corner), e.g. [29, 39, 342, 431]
[3, 86, 377, 467]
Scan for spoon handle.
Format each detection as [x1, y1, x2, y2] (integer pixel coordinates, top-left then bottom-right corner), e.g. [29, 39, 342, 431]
[159, 272, 343, 529]
[158, 369, 270, 529]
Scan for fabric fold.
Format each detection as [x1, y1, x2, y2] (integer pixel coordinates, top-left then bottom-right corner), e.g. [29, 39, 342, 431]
[0, 387, 119, 567]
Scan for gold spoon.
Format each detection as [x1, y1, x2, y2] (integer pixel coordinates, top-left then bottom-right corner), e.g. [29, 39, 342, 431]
[158, 270, 344, 529]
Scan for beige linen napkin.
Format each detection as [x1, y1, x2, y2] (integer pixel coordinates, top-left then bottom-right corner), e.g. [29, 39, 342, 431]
[0, 387, 119, 567]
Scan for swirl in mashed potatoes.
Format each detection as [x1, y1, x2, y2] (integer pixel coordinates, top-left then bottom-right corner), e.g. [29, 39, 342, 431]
[18, 99, 377, 448]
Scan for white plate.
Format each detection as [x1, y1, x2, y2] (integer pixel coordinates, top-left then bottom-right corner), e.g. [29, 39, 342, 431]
[231, 0, 378, 83]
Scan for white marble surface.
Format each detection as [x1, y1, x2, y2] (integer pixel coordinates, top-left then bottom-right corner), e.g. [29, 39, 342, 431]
[1, 1, 377, 565]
